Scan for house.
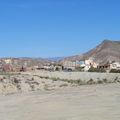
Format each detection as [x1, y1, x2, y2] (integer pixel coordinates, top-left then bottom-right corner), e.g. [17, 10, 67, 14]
[62, 61, 77, 71]
[4, 58, 12, 64]
[110, 62, 120, 70]
[79, 59, 98, 71]
[62, 59, 98, 72]
[97, 63, 110, 72]
[97, 61, 120, 72]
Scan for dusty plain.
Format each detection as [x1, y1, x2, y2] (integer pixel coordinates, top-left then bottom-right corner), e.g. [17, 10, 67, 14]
[0, 71, 120, 120]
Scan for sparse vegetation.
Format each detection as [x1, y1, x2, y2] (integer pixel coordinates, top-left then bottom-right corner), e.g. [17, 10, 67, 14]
[0, 71, 120, 94]
[59, 84, 68, 87]
[75, 67, 84, 72]
[87, 79, 95, 85]
[103, 78, 108, 83]
[110, 69, 120, 73]
[44, 84, 50, 91]
[13, 78, 19, 84]
[88, 67, 106, 73]
[31, 74, 120, 87]
[114, 77, 120, 82]
[51, 77, 59, 81]
[0, 72, 19, 76]
[97, 80, 103, 84]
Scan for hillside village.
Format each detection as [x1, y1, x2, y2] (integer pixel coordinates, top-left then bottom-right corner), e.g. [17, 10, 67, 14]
[0, 40, 120, 73]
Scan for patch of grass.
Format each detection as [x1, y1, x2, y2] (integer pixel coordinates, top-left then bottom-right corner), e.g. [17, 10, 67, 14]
[16, 84, 21, 90]
[59, 84, 68, 87]
[88, 67, 106, 73]
[31, 81, 39, 85]
[103, 78, 108, 83]
[50, 77, 61, 81]
[33, 75, 120, 86]
[114, 77, 120, 83]
[87, 79, 95, 85]
[0, 72, 19, 76]
[33, 75, 49, 80]
[110, 69, 120, 73]
[97, 80, 103, 84]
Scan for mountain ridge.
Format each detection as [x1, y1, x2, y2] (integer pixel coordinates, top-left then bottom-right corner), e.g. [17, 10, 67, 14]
[60, 40, 120, 64]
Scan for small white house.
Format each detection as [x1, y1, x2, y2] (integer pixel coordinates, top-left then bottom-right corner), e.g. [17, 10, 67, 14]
[110, 62, 120, 70]
[80, 58, 98, 71]
[4, 59, 12, 64]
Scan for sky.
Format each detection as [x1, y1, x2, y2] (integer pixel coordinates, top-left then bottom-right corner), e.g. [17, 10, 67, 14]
[0, 0, 120, 58]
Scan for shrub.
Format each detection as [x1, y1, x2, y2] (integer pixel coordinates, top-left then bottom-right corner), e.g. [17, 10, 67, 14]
[110, 69, 120, 73]
[88, 67, 106, 73]
[51, 77, 59, 81]
[59, 84, 68, 87]
[97, 80, 103, 84]
[13, 78, 19, 84]
[75, 67, 84, 72]
[103, 78, 108, 83]
[87, 79, 95, 85]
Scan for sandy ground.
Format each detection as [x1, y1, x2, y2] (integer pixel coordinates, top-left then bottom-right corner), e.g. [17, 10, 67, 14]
[0, 83, 120, 120]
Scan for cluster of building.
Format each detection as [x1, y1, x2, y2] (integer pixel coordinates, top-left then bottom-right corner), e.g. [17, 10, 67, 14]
[62, 58, 98, 71]
[0, 58, 120, 73]
[0, 58, 28, 72]
[62, 58, 120, 72]
[35, 57, 120, 72]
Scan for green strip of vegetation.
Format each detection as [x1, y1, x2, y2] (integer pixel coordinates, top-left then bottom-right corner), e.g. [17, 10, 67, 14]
[33, 75, 120, 86]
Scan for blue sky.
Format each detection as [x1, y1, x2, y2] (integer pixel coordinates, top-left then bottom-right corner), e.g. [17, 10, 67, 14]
[0, 0, 120, 58]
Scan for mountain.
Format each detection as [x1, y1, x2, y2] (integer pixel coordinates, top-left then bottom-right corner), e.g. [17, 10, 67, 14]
[47, 57, 65, 62]
[60, 40, 120, 64]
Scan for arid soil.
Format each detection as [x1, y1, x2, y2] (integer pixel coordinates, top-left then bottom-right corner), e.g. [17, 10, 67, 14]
[0, 71, 120, 94]
[0, 83, 120, 120]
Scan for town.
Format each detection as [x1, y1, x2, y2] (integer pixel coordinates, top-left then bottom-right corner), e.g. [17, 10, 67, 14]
[0, 57, 120, 73]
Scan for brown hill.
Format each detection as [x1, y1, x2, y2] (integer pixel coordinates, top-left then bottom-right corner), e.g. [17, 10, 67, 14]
[60, 40, 120, 64]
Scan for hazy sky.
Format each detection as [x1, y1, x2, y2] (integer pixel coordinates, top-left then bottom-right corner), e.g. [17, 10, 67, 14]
[0, 0, 120, 58]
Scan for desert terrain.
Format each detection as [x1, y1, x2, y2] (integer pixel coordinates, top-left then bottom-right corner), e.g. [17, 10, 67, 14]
[0, 83, 120, 120]
[0, 71, 120, 120]
[0, 70, 120, 94]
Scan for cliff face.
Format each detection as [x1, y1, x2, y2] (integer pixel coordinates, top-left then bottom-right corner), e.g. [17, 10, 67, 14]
[61, 40, 120, 63]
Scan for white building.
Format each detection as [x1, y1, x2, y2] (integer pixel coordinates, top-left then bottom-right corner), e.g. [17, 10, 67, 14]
[110, 62, 120, 70]
[4, 59, 12, 64]
[80, 58, 98, 71]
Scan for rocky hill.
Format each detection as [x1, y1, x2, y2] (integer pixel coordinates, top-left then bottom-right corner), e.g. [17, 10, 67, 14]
[60, 40, 120, 64]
